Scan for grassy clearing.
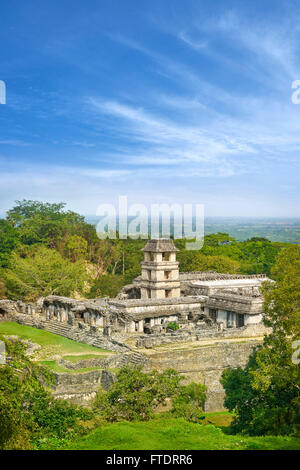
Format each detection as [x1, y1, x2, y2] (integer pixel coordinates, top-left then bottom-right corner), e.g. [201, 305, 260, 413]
[202, 411, 233, 428]
[65, 416, 300, 450]
[62, 353, 109, 362]
[39, 360, 103, 374]
[0, 321, 113, 360]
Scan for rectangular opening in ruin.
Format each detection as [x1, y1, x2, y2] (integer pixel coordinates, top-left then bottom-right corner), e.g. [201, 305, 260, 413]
[209, 308, 217, 322]
[165, 289, 172, 298]
[147, 270, 151, 280]
[147, 288, 151, 299]
[162, 252, 170, 261]
[236, 314, 244, 327]
[227, 311, 235, 328]
[164, 270, 171, 280]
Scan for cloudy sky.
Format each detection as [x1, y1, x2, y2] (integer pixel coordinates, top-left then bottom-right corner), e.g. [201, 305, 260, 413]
[0, 0, 300, 216]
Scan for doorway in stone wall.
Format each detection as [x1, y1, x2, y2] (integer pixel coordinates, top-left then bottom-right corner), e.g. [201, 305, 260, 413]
[236, 314, 245, 327]
[209, 308, 217, 322]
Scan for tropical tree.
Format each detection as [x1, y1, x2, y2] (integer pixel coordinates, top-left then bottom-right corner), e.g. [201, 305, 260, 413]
[94, 366, 182, 422]
[221, 245, 300, 436]
[88, 274, 125, 298]
[0, 220, 20, 268]
[177, 252, 240, 273]
[0, 336, 91, 449]
[171, 382, 207, 423]
[2, 246, 88, 300]
[64, 235, 88, 262]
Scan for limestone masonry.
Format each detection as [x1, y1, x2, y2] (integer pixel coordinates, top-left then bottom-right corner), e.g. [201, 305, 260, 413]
[0, 238, 271, 410]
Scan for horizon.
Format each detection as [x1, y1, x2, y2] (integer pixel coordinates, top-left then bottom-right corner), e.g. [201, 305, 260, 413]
[1, 1, 300, 216]
[1, 209, 300, 221]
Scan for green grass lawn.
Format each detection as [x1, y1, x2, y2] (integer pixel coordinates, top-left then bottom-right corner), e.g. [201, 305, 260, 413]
[62, 354, 109, 362]
[65, 416, 300, 450]
[202, 411, 233, 428]
[0, 321, 113, 360]
[38, 360, 104, 374]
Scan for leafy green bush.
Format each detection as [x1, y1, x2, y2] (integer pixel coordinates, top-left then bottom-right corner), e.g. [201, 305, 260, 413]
[94, 366, 182, 422]
[2, 246, 88, 301]
[167, 321, 179, 331]
[0, 336, 93, 449]
[177, 251, 240, 274]
[171, 382, 207, 423]
[0, 220, 20, 268]
[221, 246, 300, 437]
[88, 274, 126, 298]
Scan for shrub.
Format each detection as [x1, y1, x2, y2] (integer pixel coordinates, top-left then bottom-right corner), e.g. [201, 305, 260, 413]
[88, 274, 126, 298]
[94, 366, 182, 422]
[171, 382, 207, 423]
[167, 321, 179, 331]
[2, 246, 88, 301]
[0, 336, 93, 449]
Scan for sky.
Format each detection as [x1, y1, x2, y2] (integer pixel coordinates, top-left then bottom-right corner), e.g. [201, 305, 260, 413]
[0, 0, 300, 217]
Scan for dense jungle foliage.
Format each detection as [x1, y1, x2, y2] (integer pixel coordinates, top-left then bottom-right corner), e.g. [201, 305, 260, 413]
[0, 199, 291, 301]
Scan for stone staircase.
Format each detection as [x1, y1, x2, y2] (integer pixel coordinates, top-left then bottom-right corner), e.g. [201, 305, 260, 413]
[12, 313, 130, 352]
[113, 351, 147, 367]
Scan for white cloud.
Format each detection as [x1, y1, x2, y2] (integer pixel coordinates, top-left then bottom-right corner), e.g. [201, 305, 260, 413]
[0, 140, 31, 146]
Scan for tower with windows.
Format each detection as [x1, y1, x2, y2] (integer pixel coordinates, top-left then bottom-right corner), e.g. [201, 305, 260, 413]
[140, 239, 180, 299]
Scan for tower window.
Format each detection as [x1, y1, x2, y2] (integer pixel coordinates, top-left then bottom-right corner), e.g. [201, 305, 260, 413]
[164, 270, 171, 279]
[145, 288, 151, 299]
[165, 289, 172, 298]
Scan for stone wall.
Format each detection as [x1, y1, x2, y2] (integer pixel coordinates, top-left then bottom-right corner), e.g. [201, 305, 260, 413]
[53, 369, 116, 404]
[58, 351, 146, 370]
[136, 323, 269, 348]
[53, 340, 261, 410]
[143, 340, 262, 411]
[53, 352, 146, 404]
[179, 272, 267, 282]
[11, 312, 130, 353]
[1, 298, 267, 412]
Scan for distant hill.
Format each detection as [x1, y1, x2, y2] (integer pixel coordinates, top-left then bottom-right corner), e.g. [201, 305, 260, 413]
[84, 215, 300, 244]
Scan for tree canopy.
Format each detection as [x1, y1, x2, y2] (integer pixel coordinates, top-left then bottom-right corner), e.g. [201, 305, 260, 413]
[0, 200, 295, 299]
[2, 246, 88, 301]
[0, 336, 91, 449]
[221, 245, 300, 437]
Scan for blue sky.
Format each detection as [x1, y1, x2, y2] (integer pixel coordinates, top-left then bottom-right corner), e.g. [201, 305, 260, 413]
[0, 0, 300, 216]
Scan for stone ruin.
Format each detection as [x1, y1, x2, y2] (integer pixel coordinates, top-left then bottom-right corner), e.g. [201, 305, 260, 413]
[0, 238, 273, 410]
[0, 238, 271, 349]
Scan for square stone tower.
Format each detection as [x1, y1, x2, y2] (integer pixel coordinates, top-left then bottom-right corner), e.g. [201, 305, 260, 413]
[140, 239, 181, 300]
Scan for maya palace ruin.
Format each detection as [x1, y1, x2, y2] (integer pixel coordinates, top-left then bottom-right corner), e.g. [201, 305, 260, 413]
[0, 238, 271, 410]
[0, 238, 269, 341]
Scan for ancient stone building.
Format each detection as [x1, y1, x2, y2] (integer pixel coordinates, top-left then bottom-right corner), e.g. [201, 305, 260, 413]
[140, 239, 180, 299]
[0, 238, 273, 411]
[0, 238, 270, 336]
